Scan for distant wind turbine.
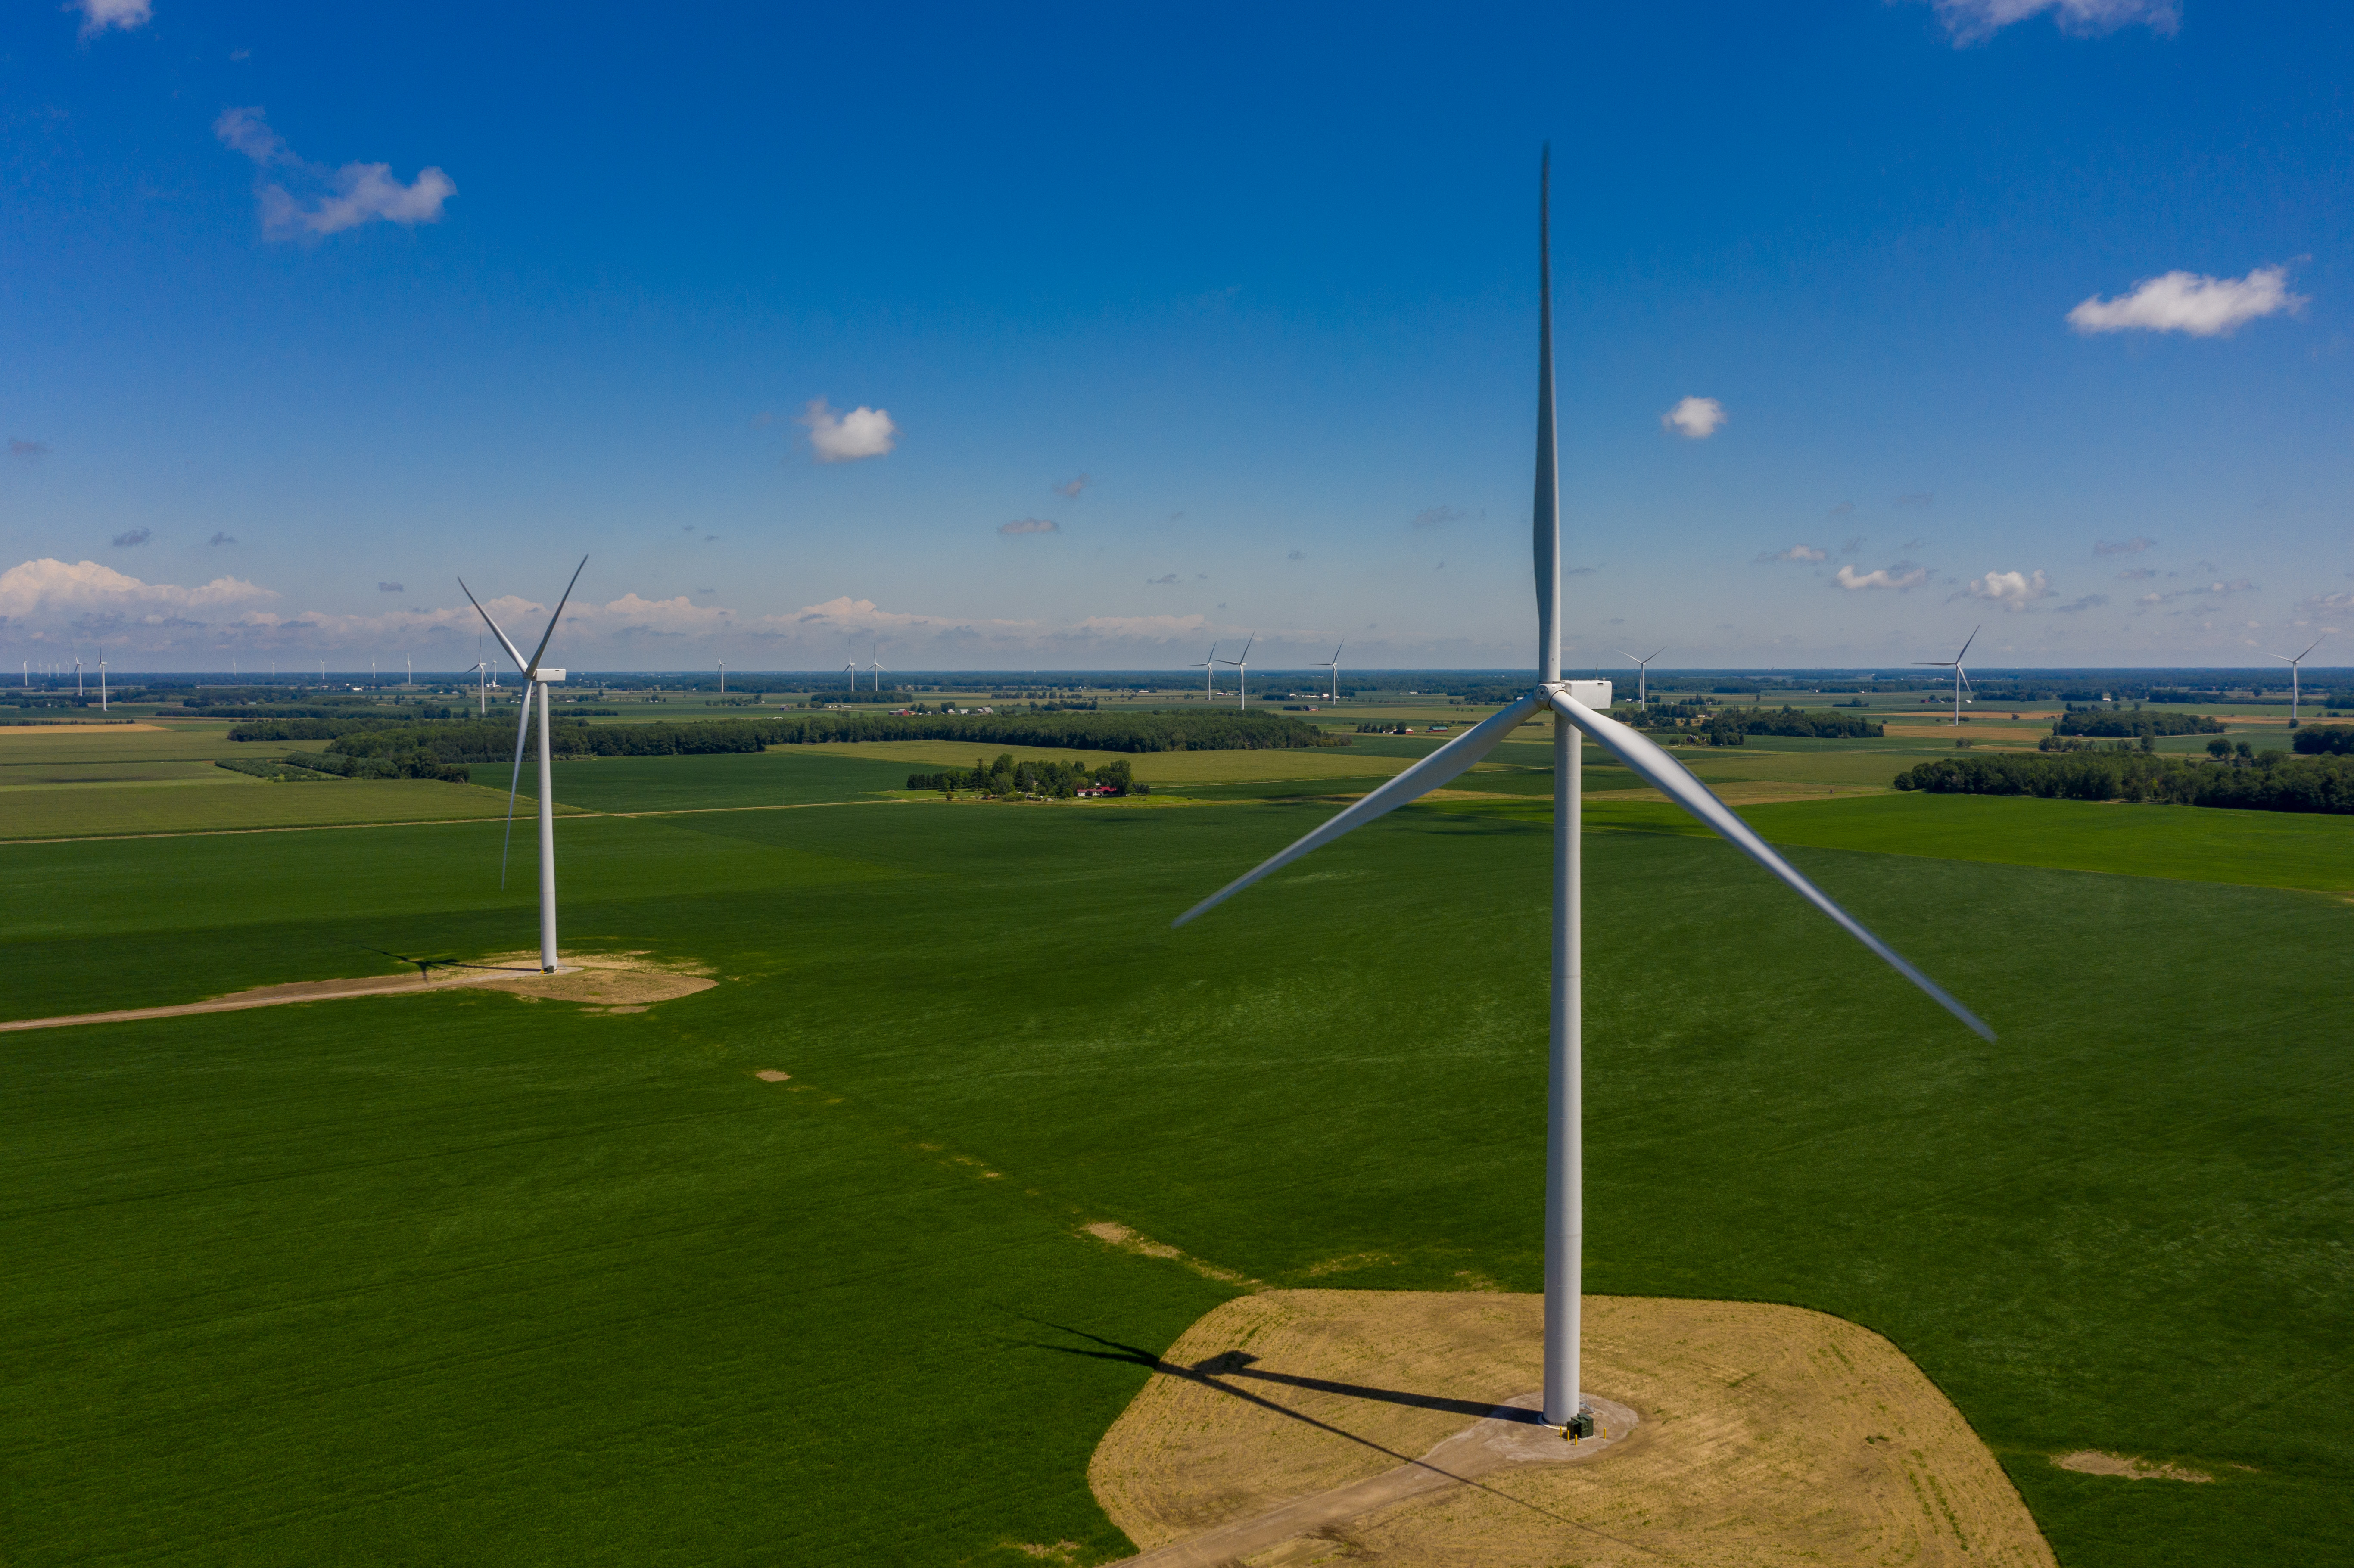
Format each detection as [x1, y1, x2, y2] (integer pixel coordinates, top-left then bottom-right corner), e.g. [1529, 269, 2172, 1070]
[1617, 647, 1664, 707]
[1317, 641, 1345, 701]
[841, 641, 860, 692]
[470, 660, 490, 717]
[1172, 146, 1992, 1439]
[868, 640, 887, 693]
[718, 659, 727, 697]
[1190, 641, 1221, 700]
[1912, 628, 1978, 725]
[1217, 635, 1255, 710]
[462, 556, 588, 975]
[99, 660, 108, 712]
[2271, 636, 2325, 724]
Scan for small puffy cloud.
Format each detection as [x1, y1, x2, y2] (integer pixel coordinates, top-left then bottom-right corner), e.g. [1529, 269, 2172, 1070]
[2094, 535, 2154, 555]
[1964, 569, 2054, 609]
[999, 517, 1058, 536]
[2055, 594, 2110, 613]
[1918, 0, 2177, 46]
[377, 581, 404, 593]
[1052, 473, 1092, 499]
[1834, 563, 1928, 591]
[1287, 549, 1306, 561]
[8, 439, 49, 460]
[1757, 544, 1827, 564]
[73, 0, 151, 37]
[1661, 396, 1726, 439]
[1828, 501, 1855, 517]
[1565, 564, 1598, 576]
[2068, 267, 2303, 337]
[215, 109, 455, 239]
[1411, 505, 1464, 529]
[0, 558, 277, 619]
[112, 527, 152, 548]
[2117, 566, 2157, 580]
[799, 397, 898, 462]
[1146, 573, 1179, 585]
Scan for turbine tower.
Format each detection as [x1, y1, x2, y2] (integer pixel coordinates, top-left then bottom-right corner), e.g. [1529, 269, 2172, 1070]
[2271, 635, 2325, 724]
[462, 556, 588, 975]
[470, 660, 490, 717]
[1617, 647, 1664, 707]
[1173, 147, 1992, 1437]
[867, 640, 887, 693]
[1913, 628, 1977, 725]
[1318, 641, 1344, 702]
[1217, 635, 1255, 710]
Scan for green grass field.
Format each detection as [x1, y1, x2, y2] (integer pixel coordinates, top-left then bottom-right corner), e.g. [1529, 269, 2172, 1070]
[3, 757, 2349, 1565]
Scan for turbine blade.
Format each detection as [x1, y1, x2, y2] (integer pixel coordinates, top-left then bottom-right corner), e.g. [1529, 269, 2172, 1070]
[2301, 635, 2326, 660]
[1644, 647, 1664, 663]
[500, 691, 532, 888]
[1532, 143, 1559, 681]
[1551, 691, 1995, 1041]
[1173, 690, 1543, 927]
[520, 554, 588, 680]
[460, 578, 529, 672]
[1955, 625, 1978, 663]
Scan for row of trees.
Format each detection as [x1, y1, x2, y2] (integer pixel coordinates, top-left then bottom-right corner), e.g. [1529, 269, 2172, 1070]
[2052, 710, 2225, 738]
[2293, 726, 2354, 755]
[281, 748, 473, 782]
[906, 756, 1140, 798]
[1893, 751, 2354, 813]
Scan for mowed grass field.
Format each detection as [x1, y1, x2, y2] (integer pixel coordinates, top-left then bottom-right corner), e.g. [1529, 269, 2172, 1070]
[3, 741, 2350, 1565]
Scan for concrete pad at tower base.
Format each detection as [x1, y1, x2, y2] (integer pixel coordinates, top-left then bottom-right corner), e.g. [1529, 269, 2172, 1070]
[1090, 1290, 2055, 1568]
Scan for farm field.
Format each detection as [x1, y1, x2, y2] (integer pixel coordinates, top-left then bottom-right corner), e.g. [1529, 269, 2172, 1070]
[464, 750, 920, 814]
[0, 776, 573, 841]
[2, 761, 2348, 1568]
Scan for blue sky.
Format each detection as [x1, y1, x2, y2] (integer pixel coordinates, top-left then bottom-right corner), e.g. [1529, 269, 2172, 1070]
[3, 0, 2349, 673]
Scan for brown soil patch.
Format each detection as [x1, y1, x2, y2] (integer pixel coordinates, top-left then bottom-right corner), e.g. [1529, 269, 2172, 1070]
[2051, 1450, 2212, 1483]
[473, 949, 717, 1010]
[1092, 1290, 2053, 1567]
[754, 1069, 793, 1083]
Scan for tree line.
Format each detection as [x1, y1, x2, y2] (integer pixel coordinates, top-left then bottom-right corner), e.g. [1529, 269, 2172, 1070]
[905, 755, 1140, 797]
[2052, 710, 2225, 738]
[1893, 750, 2354, 813]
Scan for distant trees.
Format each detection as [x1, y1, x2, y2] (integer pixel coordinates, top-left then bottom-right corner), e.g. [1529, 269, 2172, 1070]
[2293, 726, 2354, 756]
[906, 755, 1138, 798]
[1629, 704, 1880, 743]
[2053, 710, 2223, 739]
[1893, 750, 2354, 813]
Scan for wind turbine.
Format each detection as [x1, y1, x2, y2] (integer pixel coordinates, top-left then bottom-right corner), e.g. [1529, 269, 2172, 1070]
[1217, 635, 1255, 710]
[99, 660, 107, 712]
[2271, 635, 2325, 724]
[461, 556, 588, 975]
[470, 660, 490, 717]
[1317, 641, 1345, 702]
[1913, 628, 1977, 725]
[1617, 647, 1664, 707]
[841, 641, 860, 693]
[73, 654, 83, 696]
[1190, 641, 1221, 700]
[868, 640, 888, 693]
[1171, 146, 1992, 1438]
[718, 659, 727, 697]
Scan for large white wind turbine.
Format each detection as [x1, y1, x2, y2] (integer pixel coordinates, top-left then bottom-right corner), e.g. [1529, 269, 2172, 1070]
[2271, 636, 2325, 724]
[1173, 148, 1993, 1438]
[1913, 628, 1977, 725]
[868, 640, 888, 693]
[461, 557, 588, 975]
[1618, 647, 1664, 707]
[1318, 642, 1345, 702]
[1217, 635, 1255, 710]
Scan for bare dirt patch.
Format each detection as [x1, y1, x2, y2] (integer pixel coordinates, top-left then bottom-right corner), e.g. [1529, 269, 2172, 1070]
[1091, 1290, 2054, 1567]
[473, 949, 717, 1011]
[754, 1069, 793, 1083]
[2052, 1450, 2213, 1483]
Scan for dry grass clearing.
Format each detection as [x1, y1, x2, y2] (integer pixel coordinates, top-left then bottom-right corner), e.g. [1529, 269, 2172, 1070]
[473, 949, 718, 1012]
[1091, 1290, 2054, 1567]
[2051, 1450, 2213, 1483]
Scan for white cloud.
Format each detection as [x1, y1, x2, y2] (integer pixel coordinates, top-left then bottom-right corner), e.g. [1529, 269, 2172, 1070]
[1759, 544, 1827, 563]
[1834, 563, 1928, 591]
[1052, 473, 1091, 499]
[1412, 506, 1464, 529]
[214, 108, 455, 239]
[1661, 396, 1726, 439]
[999, 517, 1058, 536]
[1963, 568, 2054, 609]
[2068, 267, 2303, 337]
[0, 558, 277, 620]
[2093, 535, 2155, 554]
[112, 527, 152, 548]
[799, 398, 898, 462]
[1919, 0, 2178, 45]
[74, 0, 150, 37]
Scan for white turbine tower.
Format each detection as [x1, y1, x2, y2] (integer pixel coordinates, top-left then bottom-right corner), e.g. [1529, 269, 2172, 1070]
[1191, 641, 1221, 700]
[1914, 628, 1978, 725]
[1217, 635, 1255, 710]
[1172, 147, 1993, 1437]
[470, 660, 490, 717]
[99, 660, 108, 712]
[718, 659, 727, 697]
[841, 641, 860, 694]
[868, 640, 888, 693]
[2271, 635, 2325, 724]
[1618, 647, 1664, 707]
[1317, 641, 1345, 702]
[461, 556, 588, 976]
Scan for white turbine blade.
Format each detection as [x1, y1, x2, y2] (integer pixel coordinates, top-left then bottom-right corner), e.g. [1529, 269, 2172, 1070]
[1173, 690, 1542, 927]
[520, 555, 587, 680]
[499, 692, 533, 887]
[1643, 647, 1664, 663]
[1532, 144, 1559, 678]
[2299, 635, 2326, 661]
[1955, 625, 1979, 663]
[1909, 661, 1950, 668]
[459, 579, 530, 672]
[1550, 690, 1994, 1041]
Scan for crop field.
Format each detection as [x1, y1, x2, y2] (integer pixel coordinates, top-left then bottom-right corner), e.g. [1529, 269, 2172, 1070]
[3, 740, 2348, 1567]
